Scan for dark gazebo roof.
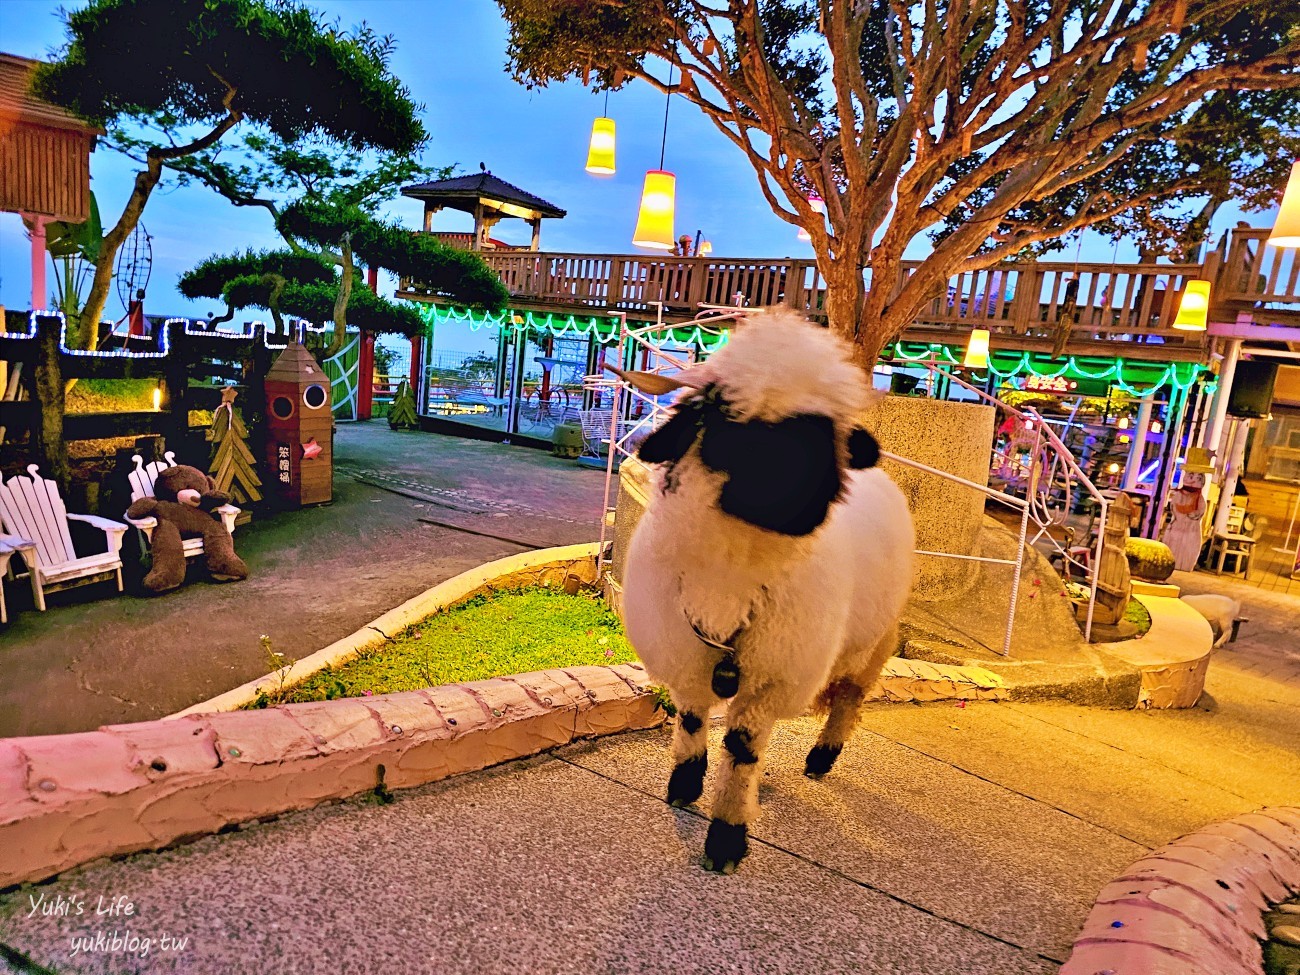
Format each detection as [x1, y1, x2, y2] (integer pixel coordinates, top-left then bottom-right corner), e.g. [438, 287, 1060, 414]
[401, 168, 566, 220]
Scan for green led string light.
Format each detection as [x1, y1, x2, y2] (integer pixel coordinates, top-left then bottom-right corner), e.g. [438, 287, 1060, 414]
[886, 342, 1201, 395]
[417, 303, 730, 351]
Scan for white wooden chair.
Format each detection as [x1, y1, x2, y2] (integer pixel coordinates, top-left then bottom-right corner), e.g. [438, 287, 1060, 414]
[0, 465, 129, 610]
[124, 452, 240, 559]
[1, 534, 40, 623]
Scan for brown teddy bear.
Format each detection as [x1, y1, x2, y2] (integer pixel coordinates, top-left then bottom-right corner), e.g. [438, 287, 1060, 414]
[126, 465, 249, 592]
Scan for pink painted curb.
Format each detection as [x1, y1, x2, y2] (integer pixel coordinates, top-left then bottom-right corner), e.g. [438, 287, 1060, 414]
[1060, 807, 1300, 975]
[0, 663, 663, 890]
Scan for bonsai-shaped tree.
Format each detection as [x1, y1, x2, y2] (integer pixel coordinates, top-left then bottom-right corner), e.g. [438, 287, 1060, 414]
[130, 135, 507, 354]
[497, 1, 1300, 366]
[33, 0, 426, 350]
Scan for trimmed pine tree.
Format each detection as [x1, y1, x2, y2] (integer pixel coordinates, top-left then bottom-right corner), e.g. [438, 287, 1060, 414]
[207, 386, 263, 516]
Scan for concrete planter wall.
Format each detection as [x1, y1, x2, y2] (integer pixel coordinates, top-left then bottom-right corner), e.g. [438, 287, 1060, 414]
[870, 396, 996, 601]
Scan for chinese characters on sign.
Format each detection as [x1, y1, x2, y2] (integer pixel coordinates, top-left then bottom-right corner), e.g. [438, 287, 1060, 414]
[1025, 375, 1078, 393]
[277, 444, 291, 485]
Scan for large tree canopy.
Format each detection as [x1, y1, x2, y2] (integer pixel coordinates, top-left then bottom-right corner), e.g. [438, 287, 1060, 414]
[33, 0, 426, 346]
[117, 134, 508, 351]
[498, 0, 1300, 365]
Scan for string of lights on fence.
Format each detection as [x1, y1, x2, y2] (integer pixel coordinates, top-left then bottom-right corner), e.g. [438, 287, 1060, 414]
[8, 310, 320, 355]
[888, 341, 1202, 395]
[419, 304, 731, 351]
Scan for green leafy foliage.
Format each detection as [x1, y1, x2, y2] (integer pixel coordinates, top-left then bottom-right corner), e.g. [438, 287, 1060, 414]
[34, 0, 424, 153]
[179, 250, 336, 301]
[263, 588, 637, 705]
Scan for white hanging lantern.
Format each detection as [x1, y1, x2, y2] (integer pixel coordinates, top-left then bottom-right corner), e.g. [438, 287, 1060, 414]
[1266, 160, 1300, 248]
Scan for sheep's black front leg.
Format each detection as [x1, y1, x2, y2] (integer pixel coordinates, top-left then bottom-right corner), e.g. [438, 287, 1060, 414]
[703, 706, 773, 875]
[667, 704, 710, 808]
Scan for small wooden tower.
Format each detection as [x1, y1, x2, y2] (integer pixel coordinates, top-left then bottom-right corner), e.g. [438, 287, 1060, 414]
[264, 342, 332, 507]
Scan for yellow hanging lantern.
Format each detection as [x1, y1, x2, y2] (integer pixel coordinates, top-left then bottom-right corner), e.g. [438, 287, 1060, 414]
[632, 170, 676, 250]
[963, 328, 990, 368]
[698, 240, 713, 257]
[585, 117, 616, 175]
[1266, 160, 1300, 248]
[1172, 279, 1211, 331]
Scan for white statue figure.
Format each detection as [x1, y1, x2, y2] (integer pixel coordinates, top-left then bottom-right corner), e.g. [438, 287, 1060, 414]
[1163, 469, 1208, 571]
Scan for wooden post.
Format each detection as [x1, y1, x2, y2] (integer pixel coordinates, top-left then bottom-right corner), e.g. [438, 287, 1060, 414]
[159, 320, 188, 456]
[357, 331, 375, 421]
[32, 312, 68, 489]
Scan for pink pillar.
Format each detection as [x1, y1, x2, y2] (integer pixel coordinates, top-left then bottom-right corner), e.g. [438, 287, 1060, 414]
[27, 214, 49, 310]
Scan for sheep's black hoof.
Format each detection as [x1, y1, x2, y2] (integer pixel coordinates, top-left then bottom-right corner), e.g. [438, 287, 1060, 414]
[804, 743, 843, 779]
[667, 755, 707, 807]
[702, 818, 748, 874]
[712, 656, 740, 698]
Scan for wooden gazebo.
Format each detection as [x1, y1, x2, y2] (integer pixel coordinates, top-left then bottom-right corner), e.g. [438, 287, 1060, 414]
[402, 165, 565, 251]
[0, 52, 102, 309]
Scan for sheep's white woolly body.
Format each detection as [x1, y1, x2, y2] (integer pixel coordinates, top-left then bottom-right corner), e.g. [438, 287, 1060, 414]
[618, 313, 915, 873]
[624, 463, 914, 720]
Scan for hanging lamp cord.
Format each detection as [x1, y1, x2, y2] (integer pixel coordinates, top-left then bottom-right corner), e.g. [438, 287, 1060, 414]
[603, 89, 609, 116]
[659, 53, 676, 169]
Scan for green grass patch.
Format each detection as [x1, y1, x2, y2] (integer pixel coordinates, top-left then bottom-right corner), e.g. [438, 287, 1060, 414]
[257, 587, 637, 707]
[67, 378, 157, 413]
[1125, 597, 1152, 638]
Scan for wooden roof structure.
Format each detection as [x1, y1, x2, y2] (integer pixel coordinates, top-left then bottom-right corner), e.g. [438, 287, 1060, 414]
[0, 53, 101, 222]
[402, 165, 565, 251]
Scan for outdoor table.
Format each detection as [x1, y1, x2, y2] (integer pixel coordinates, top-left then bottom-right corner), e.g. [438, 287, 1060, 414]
[0, 534, 39, 624]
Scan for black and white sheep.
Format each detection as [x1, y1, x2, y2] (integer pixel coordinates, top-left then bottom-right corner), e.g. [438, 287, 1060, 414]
[617, 313, 915, 874]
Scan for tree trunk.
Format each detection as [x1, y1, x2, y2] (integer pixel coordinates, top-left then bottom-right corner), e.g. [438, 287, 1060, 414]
[330, 232, 354, 357]
[79, 159, 164, 348]
[32, 315, 69, 490]
[80, 107, 242, 347]
[821, 256, 875, 369]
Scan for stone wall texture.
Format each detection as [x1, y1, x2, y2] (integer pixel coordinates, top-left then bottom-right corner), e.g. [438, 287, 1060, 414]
[0, 664, 663, 889]
[870, 396, 996, 601]
[1061, 806, 1300, 975]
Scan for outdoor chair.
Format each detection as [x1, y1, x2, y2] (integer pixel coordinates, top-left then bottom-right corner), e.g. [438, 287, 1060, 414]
[0, 534, 41, 623]
[125, 452, 240, 560]
[0, 465, 129, 610]
[1209, 514, 1268, 577]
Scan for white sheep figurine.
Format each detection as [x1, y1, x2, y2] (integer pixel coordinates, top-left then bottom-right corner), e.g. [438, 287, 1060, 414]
[616, 312, 915, 874]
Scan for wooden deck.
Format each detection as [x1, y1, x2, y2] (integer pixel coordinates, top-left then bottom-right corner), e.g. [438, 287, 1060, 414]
[398, 226, 1300, 363]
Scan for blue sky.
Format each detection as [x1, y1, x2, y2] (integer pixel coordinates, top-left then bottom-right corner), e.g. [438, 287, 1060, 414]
[0, 0, 1275, 320]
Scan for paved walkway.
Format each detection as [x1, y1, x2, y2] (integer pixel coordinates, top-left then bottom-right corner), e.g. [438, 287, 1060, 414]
[1, 561, 1297, 973]
[0, 424, 607, 737]
[2, 427, 1297, 973]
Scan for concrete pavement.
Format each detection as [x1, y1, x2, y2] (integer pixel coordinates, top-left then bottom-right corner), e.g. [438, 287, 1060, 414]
[2, 612, 1297, 974]
[2, 426, 1297, 973]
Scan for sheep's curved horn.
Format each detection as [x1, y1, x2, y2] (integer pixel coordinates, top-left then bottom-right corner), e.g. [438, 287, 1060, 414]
[604, 364, 704, 395]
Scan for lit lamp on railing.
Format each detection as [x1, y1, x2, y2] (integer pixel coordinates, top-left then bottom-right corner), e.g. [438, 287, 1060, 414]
[152, 385, 162, 411]
[698, 239, 713, 257]
[963, 327, 990, 368]
[1266, 160, 1300, 248]
[585, 116, 616, 175]
[1172, 279, 1211, 331]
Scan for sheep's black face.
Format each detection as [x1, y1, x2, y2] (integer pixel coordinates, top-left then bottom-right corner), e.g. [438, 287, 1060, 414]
[702, 411, 842, 535]
[636, 387, 882, 537]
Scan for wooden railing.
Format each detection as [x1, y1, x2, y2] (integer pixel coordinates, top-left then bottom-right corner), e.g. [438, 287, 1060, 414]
[1219, 227, 1300, 306]
[398, 226, 1300, 350]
